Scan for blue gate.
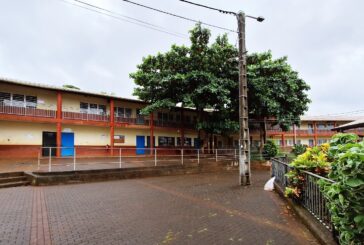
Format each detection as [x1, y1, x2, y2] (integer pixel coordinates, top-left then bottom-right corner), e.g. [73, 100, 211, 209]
[61, 132, 75, 156]
[136, 135, 145, 155]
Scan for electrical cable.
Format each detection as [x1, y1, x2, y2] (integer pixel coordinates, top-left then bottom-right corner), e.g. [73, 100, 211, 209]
[179, 0, 236, 15]
[120, 0, 237, 33]
[58, 0, 188, 39]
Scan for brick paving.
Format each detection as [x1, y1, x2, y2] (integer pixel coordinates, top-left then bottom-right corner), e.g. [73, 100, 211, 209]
[0, 170, 319, 245]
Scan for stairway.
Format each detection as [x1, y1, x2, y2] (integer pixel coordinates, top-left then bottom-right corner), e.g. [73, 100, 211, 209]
[0, 172, 30, 189]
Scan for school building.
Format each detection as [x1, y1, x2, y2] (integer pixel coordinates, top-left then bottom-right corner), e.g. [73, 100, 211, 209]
[0, 78, 209, 158]
[249, 116, 363, 151]
[0, 77, 362, 158]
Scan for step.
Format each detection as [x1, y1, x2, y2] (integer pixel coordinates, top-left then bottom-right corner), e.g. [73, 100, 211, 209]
[0, 172, 25, 178]
[0, 176, 28, 184]
[0, 181, 30, 189]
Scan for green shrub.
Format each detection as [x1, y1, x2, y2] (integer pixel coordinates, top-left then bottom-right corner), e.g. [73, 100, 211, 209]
[291, 144, 307, 156]
[319, 135, 363, 245]
[262, 140, 278, 160]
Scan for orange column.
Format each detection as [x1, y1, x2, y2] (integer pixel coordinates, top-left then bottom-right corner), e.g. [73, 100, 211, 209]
[110, 99, 115, 155]
[56, 91, 62, 157]
[313, 122, 318, 146]
[150, 112, 154, 153]
[281, 133, 285, 147]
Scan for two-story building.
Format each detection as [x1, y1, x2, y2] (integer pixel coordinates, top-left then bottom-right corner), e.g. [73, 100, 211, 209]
[249, 116, 363, 151]
[0, 78, 200, 158]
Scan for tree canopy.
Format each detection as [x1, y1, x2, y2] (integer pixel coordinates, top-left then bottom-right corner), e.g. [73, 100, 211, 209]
[131, 23, 310, 138]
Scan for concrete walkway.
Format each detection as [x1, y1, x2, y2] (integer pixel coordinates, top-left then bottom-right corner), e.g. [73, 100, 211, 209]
[0, 170, 319, 245]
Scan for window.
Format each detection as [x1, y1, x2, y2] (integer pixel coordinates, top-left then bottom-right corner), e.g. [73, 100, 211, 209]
[177, 137, 192, 146]
[12, 94, 25, 107]
[114, 135, 125, 143]
[125, 108, 132, 117]
[318, 139, 328, 145]
[0, 92, 11, 105]
[80, 102, 106, 115]
[98, 105, 106, 115]
[308, 139, 314, 147]
[0, 92, 37, 108]
[114, 107, 132, 117]
[25, 96, 37, 108]
[158, 136, 175, 147]
[80, 102, 89, 113]
[327, 123, 334, 129]
[317, 123, 325, 129]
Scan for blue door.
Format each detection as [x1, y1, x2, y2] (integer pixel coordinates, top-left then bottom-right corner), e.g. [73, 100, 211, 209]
[61, 132, 74, 156]
[136, 136, 145, 155]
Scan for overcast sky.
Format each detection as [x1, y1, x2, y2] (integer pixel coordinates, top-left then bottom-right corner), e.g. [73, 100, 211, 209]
[0, 0, 363, 116]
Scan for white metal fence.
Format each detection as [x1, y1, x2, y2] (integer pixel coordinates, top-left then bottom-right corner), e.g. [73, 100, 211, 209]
[37, 147, 240, 172]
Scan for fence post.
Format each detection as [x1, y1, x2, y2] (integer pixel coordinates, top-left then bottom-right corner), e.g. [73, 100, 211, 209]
[215, 149, 218, 162]
[154, 148, 157, 166]
[48, 147, 52, 172]
[73, 147, 76, 171]
[181, 149, 184, 165]
[197, 149, 200, 165]
[119, 148, 122, 168]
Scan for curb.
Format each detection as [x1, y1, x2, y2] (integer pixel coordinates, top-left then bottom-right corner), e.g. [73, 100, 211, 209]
[24, 164, 238, 186]
[274, 183, 337, 245]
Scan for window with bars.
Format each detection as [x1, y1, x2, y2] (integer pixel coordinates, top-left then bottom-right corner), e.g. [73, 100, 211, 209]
[177, 137, 192, 146]
[26, 96, 37, 108]
[114, 107, 132, 117]
[0, 92, 11, 105]
[0, 92, 37, 108]
[80, 102, 106, 115]
[158, 136, 175, 147]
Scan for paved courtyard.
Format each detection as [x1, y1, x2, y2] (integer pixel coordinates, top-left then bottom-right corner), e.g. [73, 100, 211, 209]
[0, 170, 319, 245]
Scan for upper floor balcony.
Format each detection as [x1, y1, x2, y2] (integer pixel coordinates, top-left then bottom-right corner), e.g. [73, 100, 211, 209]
[0, 103, 197, 129]
[0, 103, 56, 118]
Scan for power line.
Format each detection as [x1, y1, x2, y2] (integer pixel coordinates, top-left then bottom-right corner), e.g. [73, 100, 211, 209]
[58, 0, 188, 39]
[119, 0, 237, 33]
[179, 0, 236, 15]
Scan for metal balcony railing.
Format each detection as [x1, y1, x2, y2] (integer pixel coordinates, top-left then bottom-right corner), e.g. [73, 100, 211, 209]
[0, 104, 56, 118]
[62, 111, 110, 122]
[114, 116, 150, 125]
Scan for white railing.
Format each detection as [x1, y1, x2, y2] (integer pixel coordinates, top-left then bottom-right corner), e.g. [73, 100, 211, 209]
[0, 104, 56, 118]
[37, 147, 239, 172]
[62, 111, 110, 122]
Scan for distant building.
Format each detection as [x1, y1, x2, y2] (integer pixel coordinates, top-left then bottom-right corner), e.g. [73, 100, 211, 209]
[250, 116, 363, 151]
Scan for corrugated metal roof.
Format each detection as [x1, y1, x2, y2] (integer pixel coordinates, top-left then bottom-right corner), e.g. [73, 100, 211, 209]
[332, 118, 364, 131]
[300, 115, 362, 121]
[0, 76, 145, 104]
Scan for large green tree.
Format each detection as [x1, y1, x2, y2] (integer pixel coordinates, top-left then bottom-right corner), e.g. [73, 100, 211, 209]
[131, 24, 310, 146]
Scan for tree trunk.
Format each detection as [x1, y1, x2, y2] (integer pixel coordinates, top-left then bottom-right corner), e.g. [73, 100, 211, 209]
[259, 119, 267, 152]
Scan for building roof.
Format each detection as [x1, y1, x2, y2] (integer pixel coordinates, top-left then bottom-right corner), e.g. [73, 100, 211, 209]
[300, 116, 362, 121]
[332, 118, 364, 131]
[0, 76, 146, 104]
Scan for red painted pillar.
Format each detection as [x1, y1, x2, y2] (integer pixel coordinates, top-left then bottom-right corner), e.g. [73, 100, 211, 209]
[313, 121, 318, 146]
[56, 91, 62, 157]
[281, 133, 285, 147]
[150, 112, 154, 153]
[110, 99, 115, 155]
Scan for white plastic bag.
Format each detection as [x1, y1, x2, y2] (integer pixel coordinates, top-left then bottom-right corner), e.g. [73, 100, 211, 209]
[264, 177, 275, 191]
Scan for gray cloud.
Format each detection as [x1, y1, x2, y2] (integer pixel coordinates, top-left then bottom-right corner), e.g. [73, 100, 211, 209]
[0, 0, 363, 116]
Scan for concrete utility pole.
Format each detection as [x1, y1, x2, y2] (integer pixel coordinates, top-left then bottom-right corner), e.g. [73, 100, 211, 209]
[237, 12, 250, 186]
